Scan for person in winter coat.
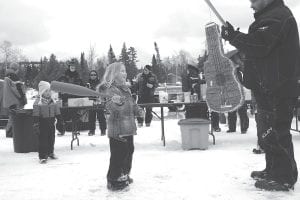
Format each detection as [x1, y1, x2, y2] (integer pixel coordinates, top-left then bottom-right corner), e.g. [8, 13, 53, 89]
[33, 81, 61, 164]
[86, 70, 106, 136]
[56, 62, 83, 136]
[98, 62, 143, 191]
[3, 62, 27, 138]
[136, 65, 158, 127]
[221, 0, 299, 191]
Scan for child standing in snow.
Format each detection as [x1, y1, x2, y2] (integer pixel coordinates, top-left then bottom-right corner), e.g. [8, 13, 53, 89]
[98, 62, 143, 191]
[33, 81, 61, 164]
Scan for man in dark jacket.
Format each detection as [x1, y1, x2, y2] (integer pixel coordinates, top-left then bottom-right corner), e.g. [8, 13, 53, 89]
[221, 0, 299, 191]
[56, 61, 84, 136]
[86, 70, 106, 136]
[136, 65, 158, 127]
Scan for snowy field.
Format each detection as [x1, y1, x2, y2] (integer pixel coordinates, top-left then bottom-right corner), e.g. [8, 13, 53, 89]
[1, 108, 300, 200]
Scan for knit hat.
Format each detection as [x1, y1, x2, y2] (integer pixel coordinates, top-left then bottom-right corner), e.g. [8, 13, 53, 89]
[68, 61, 76, 67]
[144, 65, 152, 71]
[38, 81, 51, 96]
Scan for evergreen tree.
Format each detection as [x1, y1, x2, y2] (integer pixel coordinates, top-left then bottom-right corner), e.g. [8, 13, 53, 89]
[154, 42, 167, 83]
[127, 46, 138, 80]
[108, 44, 117, 64]
[79, 52, 89, 83]
[33, 54, 65, 89]
[119, 42, 132, 79]
[152, 54, 159, 76]
[24, 64, 39, 87]
[119, 42, 130, 66]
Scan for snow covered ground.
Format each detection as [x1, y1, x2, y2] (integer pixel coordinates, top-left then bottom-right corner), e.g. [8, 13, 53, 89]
[1, 108, 300, 200]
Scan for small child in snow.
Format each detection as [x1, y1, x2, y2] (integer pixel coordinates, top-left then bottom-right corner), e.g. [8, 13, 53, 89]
[33, 81, 61, 164]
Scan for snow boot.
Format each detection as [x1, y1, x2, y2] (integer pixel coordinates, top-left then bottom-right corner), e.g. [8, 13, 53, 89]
[48, 153, 58, 160]
[39, 159, 47, 164]
[101, 129, 106, 136]
[107, 180, 129, 191]
[88, 130, 95, 136]
[255, 179, 293, 191]
[107, 175, 129, 191]
[214, 127, 221, 132]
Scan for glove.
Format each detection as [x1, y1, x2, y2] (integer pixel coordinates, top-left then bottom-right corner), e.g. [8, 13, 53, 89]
[221, 21, 239, 42]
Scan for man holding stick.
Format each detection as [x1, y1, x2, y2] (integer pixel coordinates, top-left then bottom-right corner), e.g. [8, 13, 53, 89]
[220, 0, 299, 191]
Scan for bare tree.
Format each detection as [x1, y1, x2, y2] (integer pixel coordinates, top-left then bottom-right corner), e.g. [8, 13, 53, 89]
[87, 43, 97, 70]
[0, 40, 26, 68]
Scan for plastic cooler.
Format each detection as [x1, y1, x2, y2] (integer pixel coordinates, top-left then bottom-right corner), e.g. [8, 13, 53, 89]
[178, 118, 210, 150]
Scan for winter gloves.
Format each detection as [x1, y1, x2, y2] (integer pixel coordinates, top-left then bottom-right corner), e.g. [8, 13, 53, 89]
[221, 21, 240, 42]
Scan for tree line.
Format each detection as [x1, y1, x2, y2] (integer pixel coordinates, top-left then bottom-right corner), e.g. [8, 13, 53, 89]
[0, 40, 208, 88]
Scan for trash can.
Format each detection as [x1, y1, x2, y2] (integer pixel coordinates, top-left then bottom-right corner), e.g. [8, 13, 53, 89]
[11, 109, 38, 153]
[178, 118, 210, 150]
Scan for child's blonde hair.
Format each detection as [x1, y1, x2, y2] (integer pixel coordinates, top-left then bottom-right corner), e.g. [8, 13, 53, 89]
[99, 62, 125, 87]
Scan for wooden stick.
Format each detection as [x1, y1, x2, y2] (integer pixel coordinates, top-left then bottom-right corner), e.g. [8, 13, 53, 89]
[204, 0, 226, 26]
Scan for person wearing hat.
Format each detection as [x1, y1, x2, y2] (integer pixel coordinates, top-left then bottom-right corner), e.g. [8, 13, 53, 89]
[135, 65, 158, 127]
[86, 70, 107, 136]
[56, 61, 83, 136]
[33, 81, 62, 164]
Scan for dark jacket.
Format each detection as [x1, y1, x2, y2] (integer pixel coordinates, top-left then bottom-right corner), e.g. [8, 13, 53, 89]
[59, 69, 83, 86]
[181, 65, 205, 99]
[229, 0, 300, 98]
[58, 69, 83, 103]
[136, 72, 158, 103]
[87, 71, 100, 91]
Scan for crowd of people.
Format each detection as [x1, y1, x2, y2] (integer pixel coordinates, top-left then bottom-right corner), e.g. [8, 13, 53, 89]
[1, 0, 299, 193]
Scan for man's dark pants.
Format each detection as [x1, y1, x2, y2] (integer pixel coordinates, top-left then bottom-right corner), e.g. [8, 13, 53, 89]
[88, 109, 107, 132]
[228, 103, 249, 132]
[254, 91, 298, 185]
[137, 96, 153, 125]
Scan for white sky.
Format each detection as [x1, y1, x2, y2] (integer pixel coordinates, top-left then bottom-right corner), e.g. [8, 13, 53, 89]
[0, 0, 300, 66]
